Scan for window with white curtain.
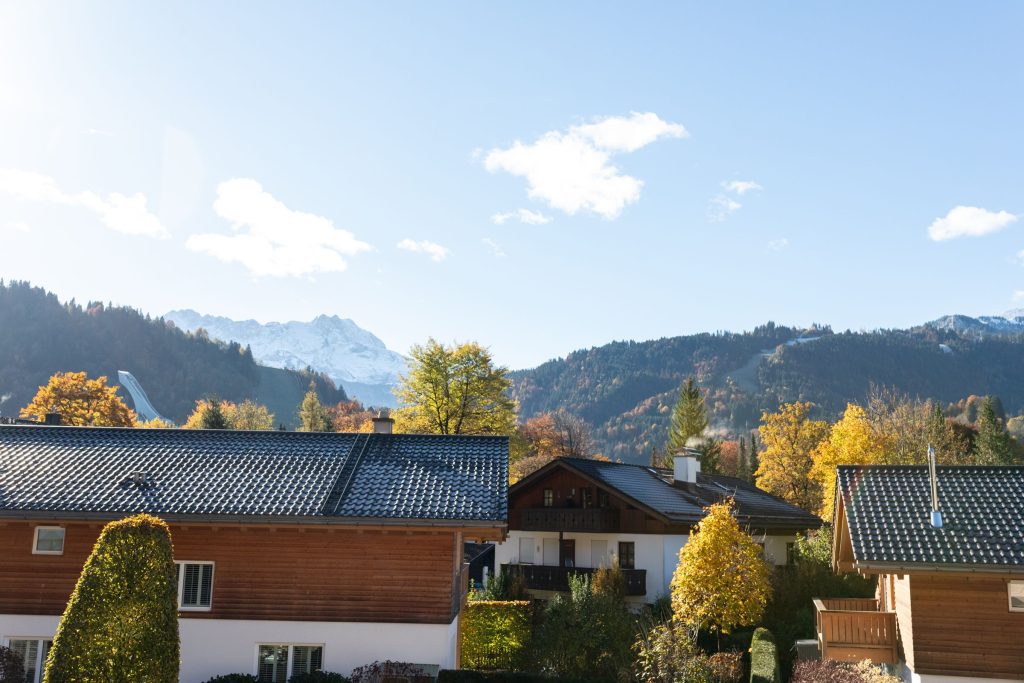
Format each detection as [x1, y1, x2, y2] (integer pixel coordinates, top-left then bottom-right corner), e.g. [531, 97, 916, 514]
[257, 644, 324, 682]
[175, 561, 214, 610]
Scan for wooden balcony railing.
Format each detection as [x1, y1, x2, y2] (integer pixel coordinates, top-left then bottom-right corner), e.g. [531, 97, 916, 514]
[501, 563, 646, 596]
[814, 598, 898, 666]
[520, 508, 620, 532]
[451, 562, 470, 620]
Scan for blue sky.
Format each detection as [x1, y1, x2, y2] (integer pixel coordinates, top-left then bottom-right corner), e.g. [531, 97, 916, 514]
[1, 2, 1022, 370]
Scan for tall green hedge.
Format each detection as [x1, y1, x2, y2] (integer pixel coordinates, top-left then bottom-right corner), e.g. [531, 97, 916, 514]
[43, 514, 180, 683]
[460, 600, 533, 670]
[439, 672, 591, 683]
[749, 627, 780, 683]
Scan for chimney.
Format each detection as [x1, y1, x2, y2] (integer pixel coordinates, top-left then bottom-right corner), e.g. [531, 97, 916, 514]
[673, 450, 701, 484]
[44, 412, 62, 426]
[927, 444, 943, 529]
[372, 411, 394, 435]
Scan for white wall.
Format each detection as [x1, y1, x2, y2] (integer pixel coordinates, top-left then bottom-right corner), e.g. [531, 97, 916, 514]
[0, 614, 457, 683]
[496, 530, 797, 602]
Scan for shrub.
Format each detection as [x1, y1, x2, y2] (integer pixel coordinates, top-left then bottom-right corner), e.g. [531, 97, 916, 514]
[707, 652, 744, 683]
[438, 672, 591, 683]
[0, 646, 25, 683]
[44, 514, 179, 683]
[633, 621, 713, 683]
[201, 676, 259, 683]
[350, 661, 430, 683]
[790, 660, 900, 683]
[460, 600, 532, 670]
[749, 628, 779, 683]
[289, 672, 351, 683]
[477, 567, 530, 601]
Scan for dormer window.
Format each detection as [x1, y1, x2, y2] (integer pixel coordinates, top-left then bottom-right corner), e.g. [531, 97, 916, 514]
[32, 526, 64, 555]
[1010, 581, 1024, 612]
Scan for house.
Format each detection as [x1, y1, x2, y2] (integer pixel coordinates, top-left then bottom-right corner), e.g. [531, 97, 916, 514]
[494, 454, 821, 602]
[819, 462, 1024, 682]
[0, 420, 508, 683]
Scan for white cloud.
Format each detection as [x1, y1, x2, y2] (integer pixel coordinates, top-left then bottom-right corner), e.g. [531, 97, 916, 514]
[491, 208, 552, 225]
[708, 195, 742, 222]
[186, 178, 371, 277]
[2, 221, 30, 234]
[484, 112, 686, 220]
[722, 180, 763, 195]
[0, 167, 168, 238]
[928, 205, 1017, 241]
[482, 238, 506, 258]
[1012, 290, 1024, 303]
[768, 238, 789, 251]
[397, 238, 450, 262]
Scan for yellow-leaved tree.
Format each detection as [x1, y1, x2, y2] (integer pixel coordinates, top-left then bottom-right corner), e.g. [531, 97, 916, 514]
[671, 498, 771, 642]
[756, 402, 829, 512]
[810, 403, 888, 520]
[20, 371, 137, 427]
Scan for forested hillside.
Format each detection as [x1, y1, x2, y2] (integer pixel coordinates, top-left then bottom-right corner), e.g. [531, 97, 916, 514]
[0, 282, 346, 426]
[512, 322, 1024, 463]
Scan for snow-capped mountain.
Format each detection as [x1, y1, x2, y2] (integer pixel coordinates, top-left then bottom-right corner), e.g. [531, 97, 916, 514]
[164, 310, 406, 407]
[925, 312, 1024, 336]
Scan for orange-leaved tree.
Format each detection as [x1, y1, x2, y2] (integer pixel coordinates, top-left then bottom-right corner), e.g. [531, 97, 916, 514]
[20, 371, 136, 427]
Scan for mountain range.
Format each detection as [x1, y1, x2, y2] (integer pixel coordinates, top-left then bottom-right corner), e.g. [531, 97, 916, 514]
[164, 310, 407, 407]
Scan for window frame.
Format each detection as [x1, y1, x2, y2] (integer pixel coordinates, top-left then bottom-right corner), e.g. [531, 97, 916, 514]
[254, 643, 325, 682]
[542, 488, 554, 507]
[5, 637, 52, 683]
[175, 560, 215, 612]
[32, 526, 65, 555]
[617, 541, 636, 570]
[1009, 580, 1024, 612]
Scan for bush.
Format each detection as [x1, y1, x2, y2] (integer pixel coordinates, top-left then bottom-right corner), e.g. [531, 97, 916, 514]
[633, 621, 713, 683]
[0, 646, 25, 683]
[202, 676, 259, 683]
[289, 673, 351, 683]
[477, 567, 530, 601]
[791, 660, 900, 683]
[460, 600, 533, 670]
[44, 514, 179, 683]
[749, 628, 779, 683]
[707, 652, 744, 683]
[350, 661, 431, 683]
[438, 672, 591, 683]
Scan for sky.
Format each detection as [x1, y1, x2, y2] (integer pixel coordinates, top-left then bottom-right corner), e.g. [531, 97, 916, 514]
[1, 2, 1022, 370]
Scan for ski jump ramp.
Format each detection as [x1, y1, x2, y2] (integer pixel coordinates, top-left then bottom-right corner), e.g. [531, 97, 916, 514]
[117, 370, 173, 425]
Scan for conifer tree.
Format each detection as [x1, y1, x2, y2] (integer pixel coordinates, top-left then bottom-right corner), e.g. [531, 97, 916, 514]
[738, 437, 748, 482]
[44, 514, 179, 683]
[748, 431, 760, 482]
[666, 377, 708, 456]
[297, 382, 332, 432]
[975, 396, 1017, 465]
[198, 398, 229, 430]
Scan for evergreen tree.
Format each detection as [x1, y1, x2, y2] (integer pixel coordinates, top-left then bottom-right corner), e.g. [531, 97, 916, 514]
[697, 438, 722, 475]
[666, 377, 708, 456]
[738, 437, 748, 482]
[749, 431, 760, 482]
[197, 398, 229, 430]
[43, 514, 179, 683]
[975, 396, 1016, 465]
[297, 382, 333, 432]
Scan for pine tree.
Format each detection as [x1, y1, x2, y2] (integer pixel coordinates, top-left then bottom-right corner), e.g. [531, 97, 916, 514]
[738, 437, 748, 482]
[975, 396, 1016, 465]
[748, 431, 760, 483]
[198, 398, 229, 430]
[697, 438, 722, 475]
[297, 382, 332, 432]
[666, 377, 708, 456]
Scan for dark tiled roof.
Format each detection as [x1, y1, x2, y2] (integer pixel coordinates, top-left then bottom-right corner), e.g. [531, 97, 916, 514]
[545, 458, 820, 530]
[0, 426, 507, 524]
[837, 465, 1024, 569]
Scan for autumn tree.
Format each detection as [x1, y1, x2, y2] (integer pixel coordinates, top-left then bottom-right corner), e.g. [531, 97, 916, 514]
[20, 371, 137, 427]
[297, 383, 333, 432]
[137, 417, 175, 429]
[329, 400, 375, 432]
[810, 404, 887, 520]
[510, 410, 599, 481]
[182, 398, 230, 430]
[975, 396, 1017, 465]
[231, 399, 275, 430]
[671, 499, 771, 642]
[718, 440, 741, 478]
[394, 339, 516, 435]
[756, 402, 829, 512]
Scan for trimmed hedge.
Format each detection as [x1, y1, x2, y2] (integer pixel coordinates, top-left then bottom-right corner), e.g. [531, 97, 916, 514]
[439, 672, 591, 683]
[749, 628, 780, 683]
[460, 600, 533, 670]
[44, 514, 180, 683]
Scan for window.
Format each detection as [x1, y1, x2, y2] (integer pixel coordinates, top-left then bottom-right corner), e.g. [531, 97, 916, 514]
[1010, 581, 1024, 612]
[786, 542, 796, 566]
[581, 488, 593, 509]
[597, 490, 609, 508]
[618, 541, 635, 569]
[257, 644, 323, 682]
[8, 639, 52, 683]
[176, 561, 214, 610]
[32, 526, 64, 555]
[560, 539, 575, 568]
[518, 537, 535, 564]
[543, 488, 553, 507]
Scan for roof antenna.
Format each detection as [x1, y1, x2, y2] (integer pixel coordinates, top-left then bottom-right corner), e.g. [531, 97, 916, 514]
[927, 444, 943, 529]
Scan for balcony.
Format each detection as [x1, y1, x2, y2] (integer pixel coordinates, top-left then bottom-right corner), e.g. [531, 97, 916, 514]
[520, 507, 620, 533]
[814, 598, 898, 666]
[501, 563, 646, 596]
